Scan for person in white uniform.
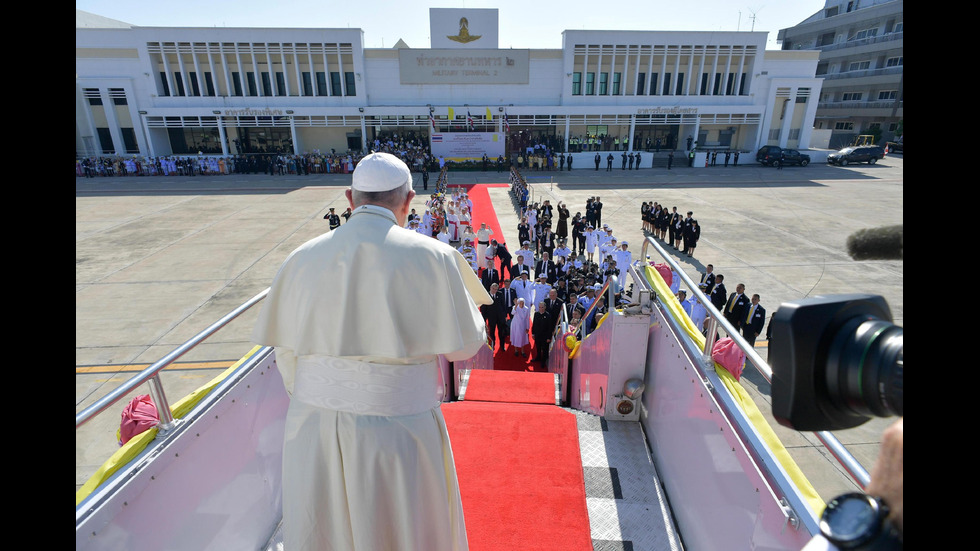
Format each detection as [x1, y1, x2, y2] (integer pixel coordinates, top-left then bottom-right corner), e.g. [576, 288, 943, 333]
[475, 223, 493, 270]
[252, 152, 491, 551]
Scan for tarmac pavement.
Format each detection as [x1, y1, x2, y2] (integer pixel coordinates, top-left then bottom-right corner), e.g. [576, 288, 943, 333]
[76, 153, 904, 502]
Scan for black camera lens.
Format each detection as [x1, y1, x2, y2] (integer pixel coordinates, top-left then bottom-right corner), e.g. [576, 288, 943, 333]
[825, 317, 903, 420]
[770, 294, 903, 432]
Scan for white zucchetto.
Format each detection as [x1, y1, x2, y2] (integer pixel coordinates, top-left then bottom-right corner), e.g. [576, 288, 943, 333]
[352, 152, 412, 192]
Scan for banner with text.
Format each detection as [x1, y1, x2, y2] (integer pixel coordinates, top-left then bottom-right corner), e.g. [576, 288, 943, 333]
[431, 132, 504, 161]
[399, 49, 530, 85]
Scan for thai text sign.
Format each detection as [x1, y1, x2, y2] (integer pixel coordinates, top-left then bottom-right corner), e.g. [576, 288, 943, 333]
[399, 49, 530, 85]
[431, 132, 504, 161]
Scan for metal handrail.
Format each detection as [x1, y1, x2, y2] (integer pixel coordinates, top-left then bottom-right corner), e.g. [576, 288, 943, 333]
[75, 287, 271, 431]
[639, 236, 870, 489]
[577, 274, 618, 341]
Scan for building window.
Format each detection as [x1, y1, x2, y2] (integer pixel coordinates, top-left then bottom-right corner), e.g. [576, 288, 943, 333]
[121, 128, 139, 154]
[173, 72, 186, 96]
[231, 72, 243, 96]
[841, 92, 863, 101]
[834, 122, 854, 130]
[586, 72, 595, 95]
[824, 6, 839, 17]
[612, 72, 621, 95]
[302, 72, 313, 96]
[261, 72, 273, 96]
[330, 72, 342, 96]
[700, 73, 709, 95]
[159, 72, 170, 96]
[110, 88, 128, 105]
[675, 73, 684, 95]
[648, 73, 658, 95]
[713, 73, 722, 95]
[276, 72, 286, 96]
[345, 72, 356, 96]
[246, 72, 257, 96]
[635, 72, 645, 95]
[204, 72, 216, 96]
[817, 31, 836, 47]
[853, 27, 878, 40]
[662, 73, 671, 95]
[599, 72, 608, 95]
[188, 72, 201, 96]
[847, 60, 870, 71]
[877, 90, 898, 100]
[97, 128, 114, 154]
[739, 73, 748, 95]
[316, 72, 328, 95]
[868, 122, 881, 130]
[885, 56, 903, 67]
[572, 72, 582, 95]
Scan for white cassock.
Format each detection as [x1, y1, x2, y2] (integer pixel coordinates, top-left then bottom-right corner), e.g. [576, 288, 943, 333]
[509, 302, 531, 347]
[584, 231, 598, 254]
[252, 204, 491, 551]
[476, 227, 493, 269]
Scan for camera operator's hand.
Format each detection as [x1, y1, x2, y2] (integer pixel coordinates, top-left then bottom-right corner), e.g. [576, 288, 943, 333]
[865, 417, 903, 536]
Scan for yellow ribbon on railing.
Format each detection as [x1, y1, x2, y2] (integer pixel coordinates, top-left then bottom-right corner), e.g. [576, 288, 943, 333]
[642, 265, 824, 516]
[76, 346, 265, 506]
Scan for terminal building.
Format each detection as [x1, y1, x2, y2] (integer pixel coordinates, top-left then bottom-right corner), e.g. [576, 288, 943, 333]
[777, 0, 903, 148]
[76, 8, 824, 163]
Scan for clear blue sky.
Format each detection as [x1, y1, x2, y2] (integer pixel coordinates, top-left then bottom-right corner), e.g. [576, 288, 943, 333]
[76, 0, 825, 50]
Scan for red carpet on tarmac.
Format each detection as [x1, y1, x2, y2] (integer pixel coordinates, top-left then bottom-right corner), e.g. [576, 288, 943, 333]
[459, 183, 549, 373]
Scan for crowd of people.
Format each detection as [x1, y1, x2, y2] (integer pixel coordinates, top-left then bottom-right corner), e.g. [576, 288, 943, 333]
[641, 203, 701, 257]
[76, 133, 435, 178]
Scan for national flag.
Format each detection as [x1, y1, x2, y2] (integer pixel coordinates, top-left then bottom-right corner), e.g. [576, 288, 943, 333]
[432, 134, 443, 142]
[467, 110, 474, 131]
[429, 111, 436, 130]
[503, 113, 510, 133]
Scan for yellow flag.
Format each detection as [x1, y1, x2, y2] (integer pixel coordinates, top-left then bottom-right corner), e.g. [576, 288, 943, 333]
[486, 107, 492, 119]
[448, 107, 455, 119]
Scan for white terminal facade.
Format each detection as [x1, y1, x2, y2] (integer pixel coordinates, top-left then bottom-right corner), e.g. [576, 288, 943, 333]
[76, 8, 824, 161]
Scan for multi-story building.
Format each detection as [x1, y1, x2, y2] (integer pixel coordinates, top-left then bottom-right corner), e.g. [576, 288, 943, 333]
[76, 8, 823, 162]
[777, 0, 903, 148]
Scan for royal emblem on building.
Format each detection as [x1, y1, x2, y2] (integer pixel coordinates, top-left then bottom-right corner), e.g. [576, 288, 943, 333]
[447, 17, 481, 43]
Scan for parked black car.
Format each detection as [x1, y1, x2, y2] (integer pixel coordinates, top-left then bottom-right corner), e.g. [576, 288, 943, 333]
[756, 146, 810, 166]
[827, 146, 885, 166]
[756, 145, 782, 166]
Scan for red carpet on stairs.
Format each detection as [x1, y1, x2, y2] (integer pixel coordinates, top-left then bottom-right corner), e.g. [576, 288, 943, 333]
[443, 401, 593, 551]
[462, 369, 556, 405]
[440, 183, 592, 550]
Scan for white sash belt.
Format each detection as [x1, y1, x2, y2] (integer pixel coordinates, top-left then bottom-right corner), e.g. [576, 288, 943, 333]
[293, 356, 442, 416]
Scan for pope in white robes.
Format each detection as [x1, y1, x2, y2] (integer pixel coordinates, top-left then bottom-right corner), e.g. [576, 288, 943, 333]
[252, 152, 491, 551]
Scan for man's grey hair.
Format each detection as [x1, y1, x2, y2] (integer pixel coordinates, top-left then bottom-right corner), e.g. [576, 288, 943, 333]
[351, 180, 412, 210]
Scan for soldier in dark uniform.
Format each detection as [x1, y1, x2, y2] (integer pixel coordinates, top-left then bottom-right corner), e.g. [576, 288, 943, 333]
[324, 207, 341, 230]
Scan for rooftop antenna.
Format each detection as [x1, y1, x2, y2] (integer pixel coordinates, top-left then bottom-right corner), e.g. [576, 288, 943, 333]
[748, 6, 763, 32]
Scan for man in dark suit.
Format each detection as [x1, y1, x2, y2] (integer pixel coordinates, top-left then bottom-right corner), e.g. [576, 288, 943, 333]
[493, 240, 514, 280]
[481, 283, 507, 349]
[480, 263, 500, 291]
[723, 283, 750, 330]
[531, 301, 553, 367]
[710, 274, 728, 312]
[543, 288, 565, 335]
[700, 264, 716, 296]
[535, 252, 558, 285]
[741, 294, 766, 347]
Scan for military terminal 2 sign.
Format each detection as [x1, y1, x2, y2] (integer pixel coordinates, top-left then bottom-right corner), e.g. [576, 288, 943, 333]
[399, 49, 530, 85]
